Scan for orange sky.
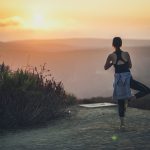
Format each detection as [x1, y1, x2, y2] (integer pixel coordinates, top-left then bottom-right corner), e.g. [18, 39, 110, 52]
[0, 0, 150, 41]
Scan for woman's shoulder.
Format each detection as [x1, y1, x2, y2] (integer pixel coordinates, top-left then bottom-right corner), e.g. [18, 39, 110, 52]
[121, 50, 130, 56]
[110, 51, 116, 56]
[121, 49, 129, 54]
[107, 53, 115, 59]
[110, 51, 118, 58]
[125, 52, 130, 57]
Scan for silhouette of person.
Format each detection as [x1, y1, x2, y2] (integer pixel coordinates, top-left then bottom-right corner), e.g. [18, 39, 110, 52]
[104, 37, 150, 129]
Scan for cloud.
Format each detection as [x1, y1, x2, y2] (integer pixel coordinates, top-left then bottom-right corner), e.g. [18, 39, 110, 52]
[0, 16, 23, 27]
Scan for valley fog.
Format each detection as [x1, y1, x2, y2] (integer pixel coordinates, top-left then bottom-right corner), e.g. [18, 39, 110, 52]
[0, 39, 150, 98]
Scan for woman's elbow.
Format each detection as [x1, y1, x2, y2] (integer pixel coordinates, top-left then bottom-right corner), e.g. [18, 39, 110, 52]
[104, 65, 108, 70]
[129, 64, 132, 69]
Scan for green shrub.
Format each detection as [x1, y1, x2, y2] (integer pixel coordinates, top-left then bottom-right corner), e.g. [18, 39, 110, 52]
[0, 63, 68, 129]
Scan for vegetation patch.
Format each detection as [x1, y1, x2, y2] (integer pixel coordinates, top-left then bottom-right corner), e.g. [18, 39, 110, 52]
[0, 63, 77, 129]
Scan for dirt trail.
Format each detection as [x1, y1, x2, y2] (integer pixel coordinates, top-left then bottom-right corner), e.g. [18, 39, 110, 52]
[0, 106, 150, 150]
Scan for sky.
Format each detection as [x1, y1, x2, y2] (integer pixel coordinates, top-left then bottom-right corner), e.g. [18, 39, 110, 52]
[0, 0, 150, 41]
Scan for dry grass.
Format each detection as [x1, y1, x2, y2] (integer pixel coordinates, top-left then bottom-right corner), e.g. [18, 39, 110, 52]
[0, 63, 76, 129]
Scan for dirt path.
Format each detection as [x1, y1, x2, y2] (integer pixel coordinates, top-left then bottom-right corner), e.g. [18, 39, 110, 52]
[0, 106, 150, 150]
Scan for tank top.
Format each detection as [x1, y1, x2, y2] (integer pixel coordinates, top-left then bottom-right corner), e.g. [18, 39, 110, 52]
[114, 50, 130, 73]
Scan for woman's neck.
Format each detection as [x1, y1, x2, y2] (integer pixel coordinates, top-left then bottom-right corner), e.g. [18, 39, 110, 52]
[115, 48, 121, 51]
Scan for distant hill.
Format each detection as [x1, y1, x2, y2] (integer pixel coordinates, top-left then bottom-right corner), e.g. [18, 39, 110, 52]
[0, 38, 149, 99]
[0, 42, 4, 46]
[0, 38, 150, 52]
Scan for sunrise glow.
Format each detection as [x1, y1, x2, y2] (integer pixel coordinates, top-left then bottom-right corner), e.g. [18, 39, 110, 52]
[0, 0, 150, 41]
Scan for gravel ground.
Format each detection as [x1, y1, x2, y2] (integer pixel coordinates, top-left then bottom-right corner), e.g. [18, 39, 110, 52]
[0, 105, 150, 150]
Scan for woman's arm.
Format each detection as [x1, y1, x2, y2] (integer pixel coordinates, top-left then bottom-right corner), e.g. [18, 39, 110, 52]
[104, 54, 113, 70]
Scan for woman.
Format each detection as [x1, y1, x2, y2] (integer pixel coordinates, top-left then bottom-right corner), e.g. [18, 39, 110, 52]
[104, 37, 150, 129]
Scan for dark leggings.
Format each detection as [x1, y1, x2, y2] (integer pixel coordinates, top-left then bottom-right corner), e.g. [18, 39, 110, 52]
[130, 77, 150, 99]
[118, 100, 127, 117]
[118, 77, 150, 117]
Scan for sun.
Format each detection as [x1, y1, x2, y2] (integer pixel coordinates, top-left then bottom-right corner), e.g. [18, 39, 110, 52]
[22, 13, 50, 30]
[22, 11, 63, 30]
[31, 14, 48, 29]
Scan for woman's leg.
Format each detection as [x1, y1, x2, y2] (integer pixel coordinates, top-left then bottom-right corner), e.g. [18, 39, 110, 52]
[118, 100, 126, 117]
[118, 99, 126, 127]
[130, 77, 150, 99]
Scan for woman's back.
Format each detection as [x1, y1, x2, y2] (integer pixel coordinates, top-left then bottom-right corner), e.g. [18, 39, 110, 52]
[111, 50, 129, 65]
[110, 50, 130, 73]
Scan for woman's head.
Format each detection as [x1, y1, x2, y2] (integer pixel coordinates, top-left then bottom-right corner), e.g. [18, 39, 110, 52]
[112, 37, 122, 48]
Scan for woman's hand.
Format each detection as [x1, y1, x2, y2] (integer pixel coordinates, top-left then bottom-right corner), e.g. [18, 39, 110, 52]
[104, 54, 113, 70]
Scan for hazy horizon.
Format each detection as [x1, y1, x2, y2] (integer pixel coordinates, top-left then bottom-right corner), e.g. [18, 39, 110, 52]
[0, 39, 149, 99]
[1, 37, 150, 43]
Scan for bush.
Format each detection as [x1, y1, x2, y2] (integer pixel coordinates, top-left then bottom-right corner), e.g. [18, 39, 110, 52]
[65, 93, 77, 106]
[0, 63, 68, 129]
